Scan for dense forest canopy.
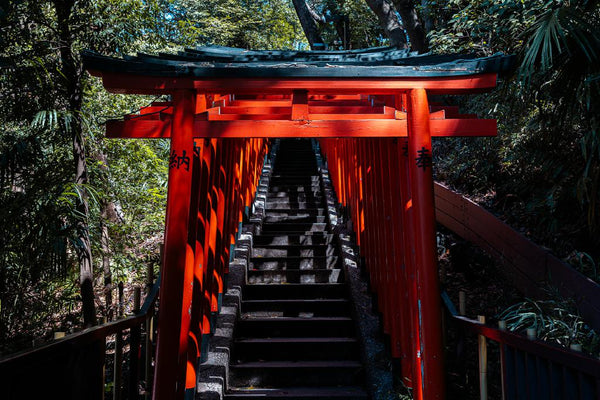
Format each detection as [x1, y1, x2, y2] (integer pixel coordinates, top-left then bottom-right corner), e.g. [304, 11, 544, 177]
[0, 0, 599, 353]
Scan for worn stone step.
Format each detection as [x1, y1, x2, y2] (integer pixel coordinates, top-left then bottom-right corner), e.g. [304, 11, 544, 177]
[229, 360, 364, 387]
[269, 184, 323, 192]
[271, 168, 319, 174]
[266, 201, 325, 210]
[225, 386, 368, 400]
[250, 256, 339, 270]
[232, 337, 359, 362]
[253, 233, 334, 246]
[264, 208, 326, 216]
[269, 175, 321, 186]
[263, 214, 327, 224]
[261, 222, 328, 233]
[252, 245, 335, 258]
[241, 299, 351, 317]
[242, 283, 347, 300]
[247, 268, 342, 284]
[267, 193, 324, 202]
[268, 190, 322, 198]
[236, 317, 355, 338]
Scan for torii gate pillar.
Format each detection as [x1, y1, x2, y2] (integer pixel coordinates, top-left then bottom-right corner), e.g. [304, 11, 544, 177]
[407, 88, 445, 399]
[153, 90, 197, 400]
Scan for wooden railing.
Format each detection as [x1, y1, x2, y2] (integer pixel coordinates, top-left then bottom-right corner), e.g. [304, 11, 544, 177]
[0, 279, 159, 400]
[443, 294, 600, 400]
[435, 182, 600, 333]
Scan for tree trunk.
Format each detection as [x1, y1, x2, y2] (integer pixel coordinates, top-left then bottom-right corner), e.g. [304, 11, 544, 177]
[421, 0, 434, 33]
[97, 148, 116, 321]
[74, 132, 97, 327]
[363, 0, 408, 48]
[54, 0, 97, 327]
[391, 0, 429, 52]
[101, 205, 112, 321]
[291, 0, 324, 49]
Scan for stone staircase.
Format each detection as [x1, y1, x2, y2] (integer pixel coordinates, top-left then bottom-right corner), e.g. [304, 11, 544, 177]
[225, 139, 368, 400]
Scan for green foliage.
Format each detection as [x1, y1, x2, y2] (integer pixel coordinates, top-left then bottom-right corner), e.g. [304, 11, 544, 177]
[432, 0, 600, 268]
[428, 0, 540, 54]
[141, 0, 307, 50]
[497, 298, 600, 354]
[0, 0, 312, 351]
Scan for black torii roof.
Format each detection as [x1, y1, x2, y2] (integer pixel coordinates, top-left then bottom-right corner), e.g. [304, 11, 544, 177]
[82, 45, 515, 79]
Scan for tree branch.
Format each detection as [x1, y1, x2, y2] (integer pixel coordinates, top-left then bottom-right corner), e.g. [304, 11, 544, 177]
[363, 0, 408, 48]
[391, 0, 428, 52]
[291, 0, 325, 49]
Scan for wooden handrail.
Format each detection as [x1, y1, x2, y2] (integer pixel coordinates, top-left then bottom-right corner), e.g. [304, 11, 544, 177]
[442, 291, 600, 399]
[434, 182, 600, 332]
[0, 278, 160, 400]
[0, 278, 159, 368]
[451, 315, 600, 377]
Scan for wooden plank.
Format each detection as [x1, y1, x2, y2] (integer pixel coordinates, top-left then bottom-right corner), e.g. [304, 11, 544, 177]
[230, 100, 291, 107]
[106, 118, 497, 139]
[191, 75, 499, 94]
[208, 114, 291, 121]
[97, 72, 498, 95]
[291, 90, 309, 121]
[434, 186, 548, 278]
[219, 106, 290, 114]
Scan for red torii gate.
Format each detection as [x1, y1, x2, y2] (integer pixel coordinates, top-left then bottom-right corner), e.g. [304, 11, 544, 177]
[83, 46, 513, 400]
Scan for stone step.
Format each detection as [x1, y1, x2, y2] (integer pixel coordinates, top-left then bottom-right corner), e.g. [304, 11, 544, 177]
[225, 386, 368, 400]
[229, 360, 364, 387]
[241, 299, 351, 317]
[267, 193, 324, 202]
[250, 256, 339, 270]
[269, 178, 321, 185]
[236, 317, 355, 338]
[261, 222, 328, 233]
[253, 233, 334, 246]
[263, 215, 327, 224]
[266, 202, 325, 210]
[269, 184, 323, 192]
[242, 283, 347, 300]
[232, 337, 359, 362]
[252, 245, 336, 258]
[264, 208, 326, 215]
[268, 190, 322, 197]
[247, 268, 342, 284]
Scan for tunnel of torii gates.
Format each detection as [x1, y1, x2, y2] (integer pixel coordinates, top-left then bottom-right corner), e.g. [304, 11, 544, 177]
[83, 46, 514, 400]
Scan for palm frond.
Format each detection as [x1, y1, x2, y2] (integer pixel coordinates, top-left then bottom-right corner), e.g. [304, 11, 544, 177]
[32, 110, 76, 135]
[519, 3, 600, 82]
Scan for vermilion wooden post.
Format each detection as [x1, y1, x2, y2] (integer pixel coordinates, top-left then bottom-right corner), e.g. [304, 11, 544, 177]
[196, 138, 213, 362]
[207, 140, 221, 323]
[234, 140, 244, 237]
[214, 142, 227, 312]
[406, 88, 445, 399]
[388, 140, 413, 382]
[188, 140, 207, 370]
[201, 139, 218, 349]
[369, 139, 380, 307]
[357, 140, 365, 246]
[153, 90, 196, 400]
[373, 140, 390, 337]
[184, 138, 204, 395]
[399, 136, 422, 395]
[380, 139, 399, 356]
[222, 142, 235, 278]
[358, 139, 371, 271]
